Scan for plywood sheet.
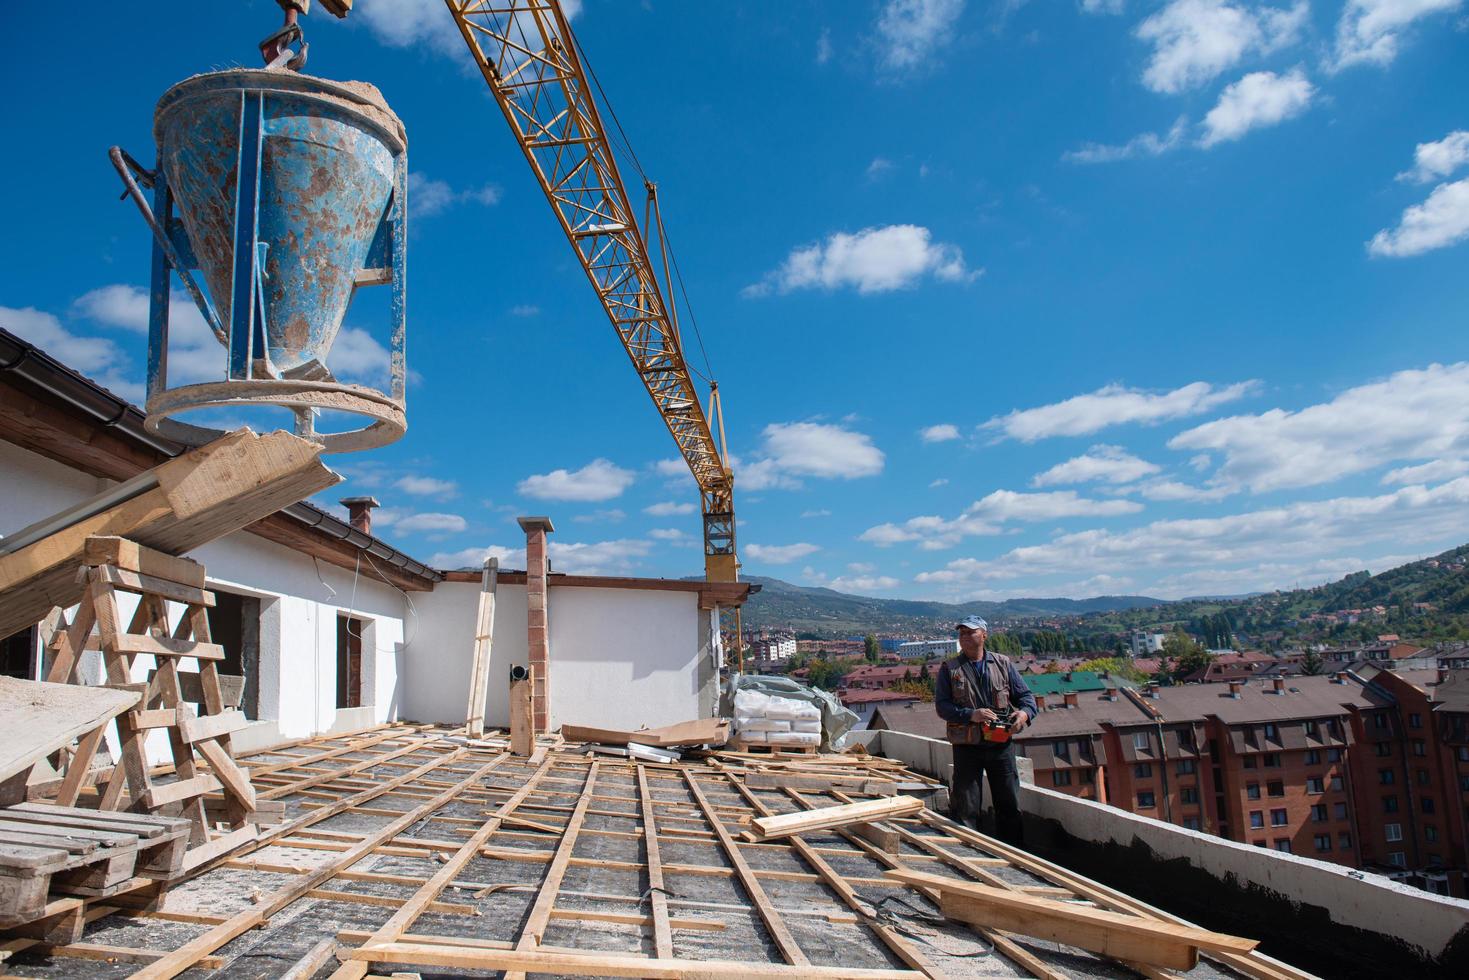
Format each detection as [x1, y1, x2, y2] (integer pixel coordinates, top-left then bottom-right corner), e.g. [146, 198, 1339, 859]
[0, 676, 139, 783]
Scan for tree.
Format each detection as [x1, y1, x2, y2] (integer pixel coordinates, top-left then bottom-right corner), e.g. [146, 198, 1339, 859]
[864, 634, 880, 663]
[918, 662, 931, 682]
[1163, 629, 1212, 680]
[1076, 656, 1148, 684]
[1301, 649, 1325, 676]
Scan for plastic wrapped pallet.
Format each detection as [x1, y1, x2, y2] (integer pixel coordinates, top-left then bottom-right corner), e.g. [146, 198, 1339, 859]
[765, 731, 821, 747]
[722, 674, 860, 751]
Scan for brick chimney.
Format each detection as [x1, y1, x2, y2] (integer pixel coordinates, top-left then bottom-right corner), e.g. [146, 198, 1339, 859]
[519, 516, 555, 732]
[1104, 686, 1118, 701]
[1228, 681, 1243, 698]
[1034, 694, 1048, 710]
[1063, 691, 1079, 709]
[1272, 677, 1286, 694]
[340, 496, 381, 535]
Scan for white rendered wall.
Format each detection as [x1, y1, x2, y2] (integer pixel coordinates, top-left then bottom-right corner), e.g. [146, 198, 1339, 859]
[403, 581, 706, 732]
[546, 586, 701, 731]
[403, 579, 530, 728]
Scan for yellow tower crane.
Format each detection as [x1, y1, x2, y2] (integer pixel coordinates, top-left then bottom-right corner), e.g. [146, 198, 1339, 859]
[444, 0, 745, 666]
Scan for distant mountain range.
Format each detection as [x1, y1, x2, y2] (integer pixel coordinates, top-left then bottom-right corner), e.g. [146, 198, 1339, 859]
[738, 576, 1166, 634]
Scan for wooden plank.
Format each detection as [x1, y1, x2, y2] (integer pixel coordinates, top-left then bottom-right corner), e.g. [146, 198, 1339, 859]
[325, 756, 553, 980]
[464, 559, 496, 739]
[92, 565, 215, 608]
[128, 709, 180, 730]
[637, 764, 673, 959]
[718, 776, 941, 978]
[281, 938, 340, 980]
[744, 772, 896, 797]
[562, 717, 729, 749]
[127, 749, 484, 980]
[681, 770, 809, 967]
[509, 761, 598, 969]
[0, 676, 139, 784]
[112, 632, 225, 661]
[6, 803, 187, 837]
[919, 812, 1310, 980]
[193, 737, 258, 809]
[140, 774, 221, 809]
[82, 537, 207, 588]
[509, 672, 534, 756]
[340, 942, 922, 978]
[884, 869, 1256, 970]
[750, 796, 922, 841]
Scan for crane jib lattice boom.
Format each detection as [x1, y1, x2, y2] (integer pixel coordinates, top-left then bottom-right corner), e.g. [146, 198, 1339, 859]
[445, 0, 737, 583]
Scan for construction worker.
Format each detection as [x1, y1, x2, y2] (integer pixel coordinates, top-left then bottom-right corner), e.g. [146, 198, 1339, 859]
[934, 616, 1037, 845]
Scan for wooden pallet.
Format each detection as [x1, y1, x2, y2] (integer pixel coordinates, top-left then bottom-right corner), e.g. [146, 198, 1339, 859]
[0, 803, 189, 927]
[726, 739, 818, 755]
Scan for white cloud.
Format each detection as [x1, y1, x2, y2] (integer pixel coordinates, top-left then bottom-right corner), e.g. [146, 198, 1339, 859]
[802, 508, 833, 518]
[915, 479, 1469, 598]
[745, 542, 822, 564]
[518, 458, 635, 502]
[848, 562, 877, 573]
[744, 225, 976, 297]
[816, 27, 834, 64]
[1368, 178, 1469, 258]
[510, 304, 541, 317]
[1381, 458, 1469, 484]
[929, 478, 949, 488]
[573, 508, 626, 523]
[1130, 479, 1236, 501]
[408, 172, 501, 219]
[1081, 0, 1126, 12]
[395, 474, 458, 498]
[1200, 69, 1315, 147]
[829, 574, 902, 595]
[329, 326, 404, 388]
[652, 458, 694, 482]
[866, 157, 896, 180]
[861, 489, 1142, 549]
[1397, 131, 1469, 184]
[392, 512, 468, 535]
[985, 380, 1258, 442]
[648, 528, 688, 541]
[1135, 0, 1307, 94]
[740, 421, 885, 490]
[356, 0, 583, 58]
[1189, 453, 1212, 471]
[1331, 0, 1461, 71]
[71, 284, 150, 331]
[920, 423, 962, 443]
[429, 544, 523, 570]
[874, 0, 965, 72]
[548, 538, 652, 575]
[1170, 362, 1469, 492]
[1064, 117, 1187, 164]
[2, 303, 144, 403]
[644, 500, 696, 516]
[1032, 445, 1161, 486]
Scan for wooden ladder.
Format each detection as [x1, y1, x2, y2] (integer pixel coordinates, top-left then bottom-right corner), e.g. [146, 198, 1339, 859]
[45, 536, 258, 872]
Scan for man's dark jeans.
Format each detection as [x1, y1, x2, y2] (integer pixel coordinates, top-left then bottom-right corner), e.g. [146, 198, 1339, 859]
[950, 741, 1023, 845]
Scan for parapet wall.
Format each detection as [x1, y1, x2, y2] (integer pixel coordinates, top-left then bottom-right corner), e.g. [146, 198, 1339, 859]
[867, 728, 1469, 978]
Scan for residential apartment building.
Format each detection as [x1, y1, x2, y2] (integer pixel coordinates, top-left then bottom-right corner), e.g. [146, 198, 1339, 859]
[896, 638, 959, 660]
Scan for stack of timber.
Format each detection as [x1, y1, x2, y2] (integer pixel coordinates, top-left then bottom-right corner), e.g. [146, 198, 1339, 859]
[0, 427, 340, 639]
[0, 804, 189, 931]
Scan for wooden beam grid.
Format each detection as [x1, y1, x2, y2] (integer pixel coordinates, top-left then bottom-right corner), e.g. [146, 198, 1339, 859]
[1, 725, 1293, 979]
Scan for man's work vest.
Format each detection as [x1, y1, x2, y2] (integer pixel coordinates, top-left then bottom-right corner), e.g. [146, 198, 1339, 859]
[944, 651, 1013, 746]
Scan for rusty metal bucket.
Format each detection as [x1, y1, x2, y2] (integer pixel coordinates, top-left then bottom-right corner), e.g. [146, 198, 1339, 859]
[112, 68, 408, 453]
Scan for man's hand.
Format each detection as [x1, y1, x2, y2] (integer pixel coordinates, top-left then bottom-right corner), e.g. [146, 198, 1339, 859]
[1009, 709, 1029, 732]
[971, 708, 999, 725]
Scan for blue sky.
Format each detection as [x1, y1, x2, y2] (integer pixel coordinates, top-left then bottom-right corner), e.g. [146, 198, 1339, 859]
[3, 0, 1468, 600]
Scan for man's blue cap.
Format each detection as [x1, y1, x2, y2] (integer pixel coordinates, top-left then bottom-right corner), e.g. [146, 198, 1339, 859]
[955, 615, 988, 631]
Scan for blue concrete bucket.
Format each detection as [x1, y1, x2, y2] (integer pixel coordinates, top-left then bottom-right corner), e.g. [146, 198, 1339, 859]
[153, 70, 406, 376]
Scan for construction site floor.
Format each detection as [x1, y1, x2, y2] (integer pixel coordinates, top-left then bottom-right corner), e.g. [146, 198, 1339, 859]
[0, 724, 1310, 979]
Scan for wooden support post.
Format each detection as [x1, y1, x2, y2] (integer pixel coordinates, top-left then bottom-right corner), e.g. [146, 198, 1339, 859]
[510, 665, 535, 757]
[465, 557, 497, 738]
